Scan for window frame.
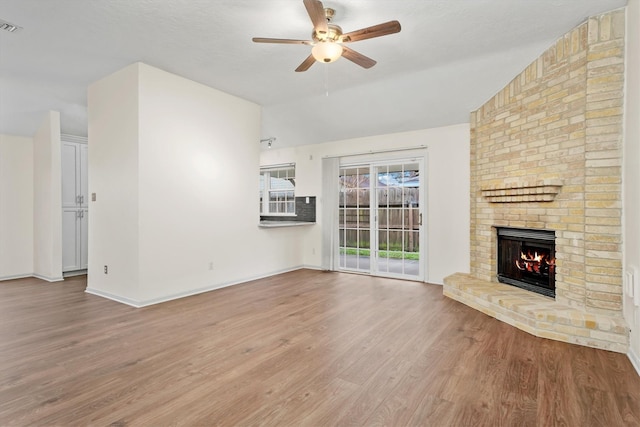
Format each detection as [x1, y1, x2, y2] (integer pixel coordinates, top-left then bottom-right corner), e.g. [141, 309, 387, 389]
[260, 164, 296, 216]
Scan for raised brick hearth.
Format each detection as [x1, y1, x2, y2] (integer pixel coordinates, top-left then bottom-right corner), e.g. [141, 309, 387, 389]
[444, 8, 629, 353]
[444, 273, 628, 353]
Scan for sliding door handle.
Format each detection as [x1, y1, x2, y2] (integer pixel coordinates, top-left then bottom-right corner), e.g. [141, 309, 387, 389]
[419, 213, 422, 226]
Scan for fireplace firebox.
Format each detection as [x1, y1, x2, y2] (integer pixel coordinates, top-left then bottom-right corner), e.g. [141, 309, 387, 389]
[496, 227, 555, 298]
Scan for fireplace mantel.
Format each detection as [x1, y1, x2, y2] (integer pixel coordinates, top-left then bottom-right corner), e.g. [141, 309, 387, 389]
[481, 179, 563, 203]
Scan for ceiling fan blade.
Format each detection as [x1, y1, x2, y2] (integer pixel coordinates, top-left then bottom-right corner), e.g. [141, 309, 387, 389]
[295, 54, 316, 72]
[252, 37, 312, 45]
[341, 46, 376, 69]
[341, 20, 401, 43]
[303, 0, 329, 36]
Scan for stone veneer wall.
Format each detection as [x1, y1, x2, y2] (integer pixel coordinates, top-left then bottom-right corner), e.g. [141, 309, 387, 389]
[445, 8, 628, 352]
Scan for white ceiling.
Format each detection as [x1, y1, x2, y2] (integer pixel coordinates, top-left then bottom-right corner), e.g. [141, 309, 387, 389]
[0, 0, 627, 147]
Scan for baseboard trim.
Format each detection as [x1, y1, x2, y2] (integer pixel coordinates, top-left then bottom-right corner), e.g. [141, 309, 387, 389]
[629, 346, 640, 377]
[1, 273, 65, 282]
[0, 273, 34, 281]
[32, 274, 64, 282]
[85, 265, 308, 308]
[84, 288, 143, 308]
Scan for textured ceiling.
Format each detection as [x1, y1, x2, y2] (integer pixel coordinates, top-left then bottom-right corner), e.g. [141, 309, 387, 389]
[0, 0, 627, 147]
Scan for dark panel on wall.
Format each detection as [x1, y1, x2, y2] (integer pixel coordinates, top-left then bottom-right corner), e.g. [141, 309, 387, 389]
[260, 196, 316, 222]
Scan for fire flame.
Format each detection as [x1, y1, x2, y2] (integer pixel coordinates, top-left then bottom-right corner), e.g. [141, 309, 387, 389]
[515, 250, 555, 274]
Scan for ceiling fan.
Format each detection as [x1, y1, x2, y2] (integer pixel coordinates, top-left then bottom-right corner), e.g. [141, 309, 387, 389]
[252, 0, 401, 72]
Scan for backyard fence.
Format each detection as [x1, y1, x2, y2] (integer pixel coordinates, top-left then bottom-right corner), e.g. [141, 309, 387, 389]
[339, 188, 420, 252]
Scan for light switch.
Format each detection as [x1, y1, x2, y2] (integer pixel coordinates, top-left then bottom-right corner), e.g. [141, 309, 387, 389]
[91, 193, 96, 201]
[635, 268, 640, 307]
[628, 266, 640, 307]
[626, 270, 635, 298]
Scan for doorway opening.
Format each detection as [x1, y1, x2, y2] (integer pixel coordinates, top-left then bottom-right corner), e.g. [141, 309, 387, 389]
[337, 159, 425, 280]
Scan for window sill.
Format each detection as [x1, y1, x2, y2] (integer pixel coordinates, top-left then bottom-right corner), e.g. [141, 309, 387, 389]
[259, 221, 316, 228]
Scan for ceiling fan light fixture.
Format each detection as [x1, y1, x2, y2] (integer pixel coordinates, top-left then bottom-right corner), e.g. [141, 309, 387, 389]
[312, 41, 343, 63]
[252, 0, 401, 72]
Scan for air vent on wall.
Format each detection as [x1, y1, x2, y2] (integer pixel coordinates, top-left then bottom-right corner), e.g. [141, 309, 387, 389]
[0, 19, 22, 33]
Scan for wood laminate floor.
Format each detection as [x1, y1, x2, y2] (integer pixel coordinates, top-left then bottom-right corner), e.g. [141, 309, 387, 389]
[0, 270, 638, 426]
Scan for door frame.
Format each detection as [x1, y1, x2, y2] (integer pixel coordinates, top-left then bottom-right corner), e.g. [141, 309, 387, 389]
[336, 150, 428, 281]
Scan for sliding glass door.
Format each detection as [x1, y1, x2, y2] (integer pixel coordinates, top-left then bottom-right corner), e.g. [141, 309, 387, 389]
[338, 158, 424, 280]
[338, 166, 371, 273]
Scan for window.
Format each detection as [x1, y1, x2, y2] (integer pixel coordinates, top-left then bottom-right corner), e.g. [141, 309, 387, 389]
[260, 164, 296, 215]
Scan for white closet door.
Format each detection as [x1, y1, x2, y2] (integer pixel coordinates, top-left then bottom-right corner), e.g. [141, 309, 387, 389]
[80, 209, 88, 269]
[80, 144, 89, 207]
[62, 209, 80, 271]
[61, 143, 79, 208]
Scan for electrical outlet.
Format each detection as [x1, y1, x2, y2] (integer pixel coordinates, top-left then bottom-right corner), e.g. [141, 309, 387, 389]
[104, 265, 108, 274]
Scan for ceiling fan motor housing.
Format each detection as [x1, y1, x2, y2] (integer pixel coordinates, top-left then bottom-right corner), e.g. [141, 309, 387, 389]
[313, 23, 342, 42]
[311, 8, 343, 63]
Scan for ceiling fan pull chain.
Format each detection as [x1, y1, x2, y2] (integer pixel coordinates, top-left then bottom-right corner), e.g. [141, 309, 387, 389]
[325, 63, 330, 97]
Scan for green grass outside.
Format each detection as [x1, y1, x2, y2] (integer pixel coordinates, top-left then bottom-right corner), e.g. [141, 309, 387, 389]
[340, 247, 420, 260]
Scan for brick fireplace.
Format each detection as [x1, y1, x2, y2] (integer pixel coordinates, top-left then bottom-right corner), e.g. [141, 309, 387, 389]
[444, 8, 628, 353]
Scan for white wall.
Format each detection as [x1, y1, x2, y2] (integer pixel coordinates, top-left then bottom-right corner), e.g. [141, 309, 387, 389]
[624, 0, 640, 374]
[260, 123, 471, 285]
[0, 134, 34, 279]
[87, 62, 303, 306]
[87, 63, 141, 303]
[136, 63, 264, 301]
[33, 111, 63, 281]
